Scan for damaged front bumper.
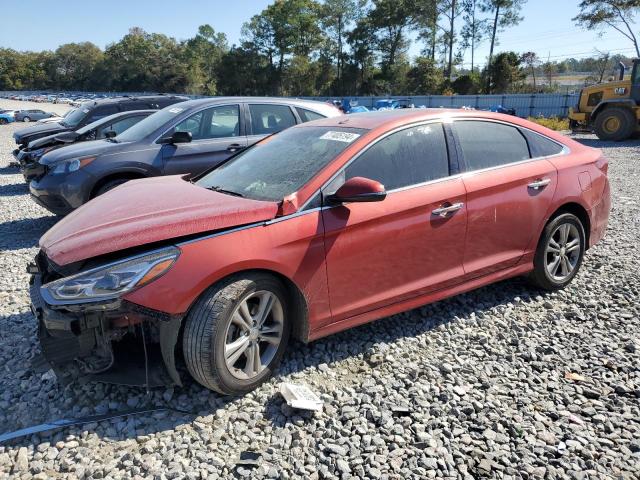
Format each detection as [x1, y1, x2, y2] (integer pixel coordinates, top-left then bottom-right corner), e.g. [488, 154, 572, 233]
[29, 269, 183, 388]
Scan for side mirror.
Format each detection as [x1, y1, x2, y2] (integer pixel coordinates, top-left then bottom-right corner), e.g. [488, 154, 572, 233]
[161, 131, 192, 144]
[104, 130, 116, 139]
[328, 176, 386, 204]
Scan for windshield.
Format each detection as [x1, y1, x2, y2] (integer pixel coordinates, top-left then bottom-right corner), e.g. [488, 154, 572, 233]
[115, 105, 186, 143]
[196, 126, 366, 201]
[61, 103, 91, 128]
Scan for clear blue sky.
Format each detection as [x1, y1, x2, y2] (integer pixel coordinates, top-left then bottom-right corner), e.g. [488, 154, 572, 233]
[0, 0, 635, 67]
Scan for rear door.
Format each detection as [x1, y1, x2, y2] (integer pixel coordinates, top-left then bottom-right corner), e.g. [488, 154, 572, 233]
[452, 119, 559, 278]
[162, 104, 247, 176]
[245, 103, 297, 147]
[321, 123, 467, 324]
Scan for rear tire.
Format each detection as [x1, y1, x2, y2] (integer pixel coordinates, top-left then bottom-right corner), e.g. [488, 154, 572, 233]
[22, 117, 30, 122]
[183, 273, 290, 395]
[529, 213, 585, 291]
[593, 107, 635, 141]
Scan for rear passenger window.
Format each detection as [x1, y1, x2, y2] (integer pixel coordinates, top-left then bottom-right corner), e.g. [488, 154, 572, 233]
[249, 104, 296, 135]
[455, 121, 530, 171]
[522, 130, 564, 158]
[343, 123, 449, 191]
[296, 108, 325, 123]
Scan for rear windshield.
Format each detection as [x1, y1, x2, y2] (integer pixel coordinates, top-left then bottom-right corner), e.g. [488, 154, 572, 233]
[196, 126, 366, 201]
[115, 106, 186, 143]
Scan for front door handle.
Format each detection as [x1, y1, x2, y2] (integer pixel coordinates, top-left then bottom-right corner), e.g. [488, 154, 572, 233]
[432, 202, 464, 217]
[227, 143, 245, 153]
[528, 178, 551, 190]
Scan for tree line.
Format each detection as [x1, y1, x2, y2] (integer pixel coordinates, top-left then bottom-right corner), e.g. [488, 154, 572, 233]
[0, 0, 638, 96]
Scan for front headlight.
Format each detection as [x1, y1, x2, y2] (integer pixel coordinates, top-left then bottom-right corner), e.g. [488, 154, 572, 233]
[49, 156, 95, 175]
[42, 247, 180, 305]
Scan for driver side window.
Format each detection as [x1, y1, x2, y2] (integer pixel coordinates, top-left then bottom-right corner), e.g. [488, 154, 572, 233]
[171, 105, 240, 141]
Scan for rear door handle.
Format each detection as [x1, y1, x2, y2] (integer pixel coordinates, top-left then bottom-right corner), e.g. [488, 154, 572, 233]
[227, 143, 245, 153]
[528, 178, 551, 190]
[432, 202, 464, 217]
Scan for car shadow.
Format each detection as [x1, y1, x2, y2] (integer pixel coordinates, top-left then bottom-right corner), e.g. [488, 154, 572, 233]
[0, 183, 28, 197]
[0, 216, 57, 250]
[0, 275, 545, 448]
[0, 165, 20, 175]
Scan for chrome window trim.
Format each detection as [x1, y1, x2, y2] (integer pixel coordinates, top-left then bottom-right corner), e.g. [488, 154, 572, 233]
[450, 117, 571, 177]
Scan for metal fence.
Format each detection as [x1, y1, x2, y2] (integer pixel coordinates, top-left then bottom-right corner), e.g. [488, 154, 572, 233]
[2, 91, 579, 118]
[303, 94, 580, 118]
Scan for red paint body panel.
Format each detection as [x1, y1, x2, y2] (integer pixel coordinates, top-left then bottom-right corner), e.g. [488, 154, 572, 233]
[40, 110, 611, 344]
[461, 158, 558, 277]
[40, 175, 279, 266]
[321, 177, 467, 323]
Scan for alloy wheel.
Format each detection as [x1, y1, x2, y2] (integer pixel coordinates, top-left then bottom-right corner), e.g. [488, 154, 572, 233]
[223, 290, 284, 380]
[545, 223, 582, 281]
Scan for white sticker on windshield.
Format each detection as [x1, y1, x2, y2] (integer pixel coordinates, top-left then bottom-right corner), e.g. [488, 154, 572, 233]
[320, 131, 361, 143]
[82, 108, 89, 113]
[168, 107, 184, 114]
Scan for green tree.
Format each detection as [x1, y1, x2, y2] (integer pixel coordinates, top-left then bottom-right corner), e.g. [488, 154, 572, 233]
[406, 56, 444, 93]
[49, 42, 104, 91]
[183, 25, 228, 94]
[484, 51, 524, 93]
[574, 0, 640, 57]
[480, 0, 527, 92]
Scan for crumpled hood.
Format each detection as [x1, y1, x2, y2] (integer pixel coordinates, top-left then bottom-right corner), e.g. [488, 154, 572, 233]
[27, 131, 78, 151]
[14, 122, 67, 143]
[40, 175, 280, 266]
[40, 138, 125, 165]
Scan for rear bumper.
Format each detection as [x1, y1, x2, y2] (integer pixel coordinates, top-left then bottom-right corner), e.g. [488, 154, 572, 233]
[29, 269, 183, 387]
[589, 178, 611, 248]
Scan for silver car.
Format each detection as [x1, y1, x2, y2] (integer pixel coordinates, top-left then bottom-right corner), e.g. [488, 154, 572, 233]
[15, 109, 56, 122]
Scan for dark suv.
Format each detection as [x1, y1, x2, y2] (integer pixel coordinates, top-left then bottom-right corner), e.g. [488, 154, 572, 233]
[12, 95, 188, 151]
[29, 97, 342, 215]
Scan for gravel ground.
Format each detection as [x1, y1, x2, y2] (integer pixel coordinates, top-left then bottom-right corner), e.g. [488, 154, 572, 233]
[0, 100, 638, 479]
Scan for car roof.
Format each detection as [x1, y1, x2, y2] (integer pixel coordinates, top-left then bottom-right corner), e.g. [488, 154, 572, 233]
[172, 97, 340, 115]
[79, 95, 189, 107]
[302, 108, 562, 134]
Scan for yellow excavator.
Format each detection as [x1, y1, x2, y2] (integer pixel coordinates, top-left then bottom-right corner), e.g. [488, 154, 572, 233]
[569, 59, 640, 141]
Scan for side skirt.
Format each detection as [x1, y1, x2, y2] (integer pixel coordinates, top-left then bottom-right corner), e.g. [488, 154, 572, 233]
[307, 261, 533, 342]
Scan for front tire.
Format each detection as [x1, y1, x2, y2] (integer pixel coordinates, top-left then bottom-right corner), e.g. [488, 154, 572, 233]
[22, 116, 30, 122]
[593, 107, 635, 141]
[183, 273, 290, 395]
[529, 213, 585, 291]
[93, 178, 129, 197]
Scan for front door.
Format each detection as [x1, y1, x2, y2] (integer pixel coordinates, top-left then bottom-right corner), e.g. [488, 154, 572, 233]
[162, 104, 247, 176]
[452, 119, 558, 278]
[321, 123, 467, 324]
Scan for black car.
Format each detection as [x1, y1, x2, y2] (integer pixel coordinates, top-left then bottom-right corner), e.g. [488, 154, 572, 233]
[12, 95, 188, 151]
[18, 110, 155, 175]
[29, 97, 342, 215]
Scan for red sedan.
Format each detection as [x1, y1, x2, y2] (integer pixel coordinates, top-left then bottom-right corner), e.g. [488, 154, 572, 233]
[31, 110, 611, 394]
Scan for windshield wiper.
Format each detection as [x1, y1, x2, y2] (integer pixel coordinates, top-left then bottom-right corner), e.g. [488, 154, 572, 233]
[207, 186, 244, 197]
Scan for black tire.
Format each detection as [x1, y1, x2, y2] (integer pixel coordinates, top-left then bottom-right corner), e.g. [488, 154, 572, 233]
[22, 116, 30, 123]
[529, 213, 586, 291]
[183, 273, 290, 395]
[593, 107, 636, 141]
[93, 178, 129, 198]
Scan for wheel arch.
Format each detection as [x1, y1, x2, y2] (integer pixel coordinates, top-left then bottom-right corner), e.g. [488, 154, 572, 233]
[160, 267, 310, 386]
[89, 170, 148, 199]
[591, 99, 636, 122]
[548, 202, 591, 248]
